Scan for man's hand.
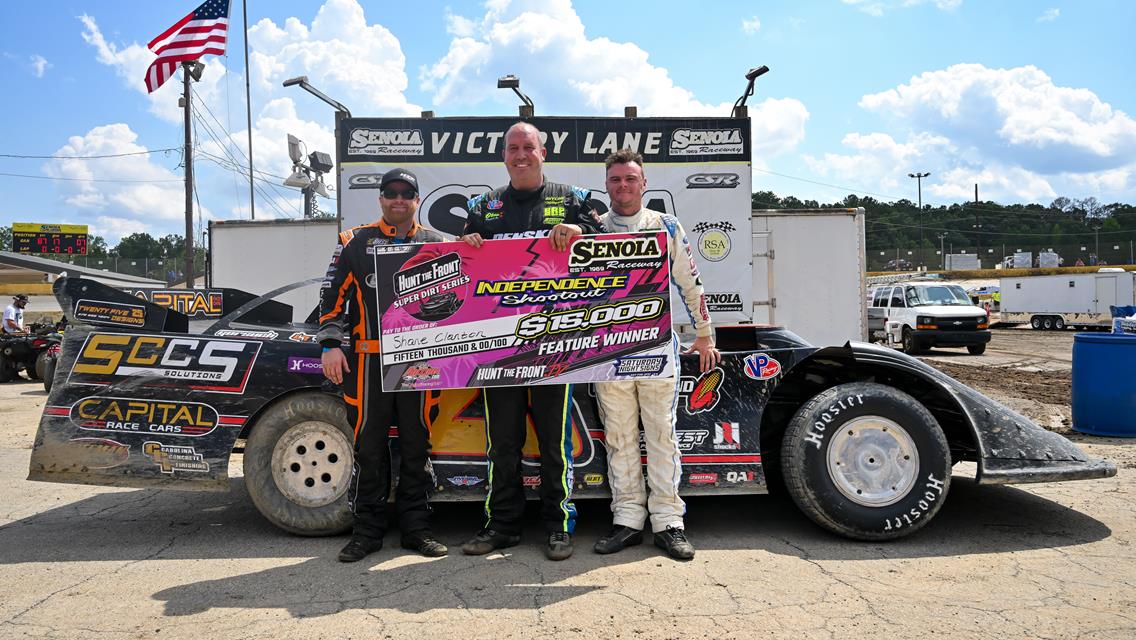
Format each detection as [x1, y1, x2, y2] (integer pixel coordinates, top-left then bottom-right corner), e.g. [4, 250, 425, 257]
[461, 233, 484, 248]
[684, 335, 721, 373]
[321, 348, 349, 385]
[550, 224, 582, 251]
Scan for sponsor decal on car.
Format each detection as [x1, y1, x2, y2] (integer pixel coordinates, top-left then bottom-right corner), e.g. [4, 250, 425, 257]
[725, 471, 756, 483]
[214, 329, 278, 340]
[128, 290, 223, 318]
[69, 333, 262, 394]
[70, 397, 221, 437]
[669, 128, 743, 156]
[714, 422, 741, 450]
[73, 299, 146, 327]
[691, 221, 734, 263]
[613, 355, 667, 377]
[65, 437, 130, 469]
[685, 173, 740, 189]
[742, 353, 782, 380]
[143, 441, 209, 474]
[287, 356, 324, 376]
[705, 292, 743, 313]
[347, 128, 424, 156]
[288, 332, 317, 343]
[687, 472, 718, 485]
[674, 429, 710, 451]
[447, 475, 483, 487]
[678, 367, 724, 414]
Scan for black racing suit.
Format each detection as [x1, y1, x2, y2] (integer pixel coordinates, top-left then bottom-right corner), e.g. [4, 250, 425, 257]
[318, 219, 445, 540]
[464, 180, 605, 535]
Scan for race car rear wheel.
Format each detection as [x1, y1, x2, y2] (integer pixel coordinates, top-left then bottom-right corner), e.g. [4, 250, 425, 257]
[244, 392, 353, 536]
[781, 382, 951, 540]
[41, 354, 56, 393]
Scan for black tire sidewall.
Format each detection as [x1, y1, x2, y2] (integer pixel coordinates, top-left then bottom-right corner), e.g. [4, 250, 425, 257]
[782, 382, 951, 540]
[243, 392, 353, 536]
[42, 355, 56, 393]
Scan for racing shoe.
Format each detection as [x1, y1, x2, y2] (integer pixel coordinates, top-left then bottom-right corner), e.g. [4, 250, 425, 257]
[593, 525, 643, 554]
[338, 536, 383, 563]
[654, 526, 695, 560]
[545, 531, 574, 561]
[461, 529, 521, 555]
[401, 533, 448, 557]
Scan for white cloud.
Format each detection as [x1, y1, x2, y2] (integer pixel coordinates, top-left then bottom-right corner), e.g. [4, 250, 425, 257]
[1037, 8, 1059, 22]
[29, 55, 50, 78]
[843, 0, 960, 16]
[74, 1, 423, 232]
[742, 17, 761, 35]
[41, 124, 195, 243]
[422, 0, 808, 157]
[859, 63, 1136, 173]
[805, 63, 1136, 204]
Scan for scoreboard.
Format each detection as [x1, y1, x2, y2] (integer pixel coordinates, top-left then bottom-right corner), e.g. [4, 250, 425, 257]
[12, 223, 88, 255]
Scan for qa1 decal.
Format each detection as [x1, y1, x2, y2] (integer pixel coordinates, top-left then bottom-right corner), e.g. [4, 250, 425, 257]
[742, 353, 782, 380]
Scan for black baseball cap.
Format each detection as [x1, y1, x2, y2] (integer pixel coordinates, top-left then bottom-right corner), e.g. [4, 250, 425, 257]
[13, 294, 28, 302]
[379, 168, 419, 192]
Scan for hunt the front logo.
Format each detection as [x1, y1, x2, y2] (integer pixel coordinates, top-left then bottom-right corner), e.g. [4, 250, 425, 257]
[69, 333, 261, 394]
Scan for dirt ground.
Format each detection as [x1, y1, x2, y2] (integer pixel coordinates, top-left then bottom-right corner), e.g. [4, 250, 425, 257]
[918, 326, 1136, 469]
[1, 337, 1134, 639]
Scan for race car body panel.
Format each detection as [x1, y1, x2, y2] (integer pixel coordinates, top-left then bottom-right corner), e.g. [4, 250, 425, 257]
[29, 278, 1115, 502]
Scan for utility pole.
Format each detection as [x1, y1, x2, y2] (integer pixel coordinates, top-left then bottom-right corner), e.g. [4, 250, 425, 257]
[182, 61, 195, 290]
[909, 172, 930, 269]
[937, 232, 948, 270]
[973, 183, 981, 265]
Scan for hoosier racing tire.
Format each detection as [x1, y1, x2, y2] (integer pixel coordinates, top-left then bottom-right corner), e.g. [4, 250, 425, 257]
[780, 382, 951, 541]
[244, 392, 354, 536]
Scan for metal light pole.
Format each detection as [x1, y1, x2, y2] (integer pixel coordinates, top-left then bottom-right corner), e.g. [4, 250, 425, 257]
[937, 232, 948, 270]
[282, 76, 352, 232]
[908, 171, 930, 269]
[497, 75, 535, 117]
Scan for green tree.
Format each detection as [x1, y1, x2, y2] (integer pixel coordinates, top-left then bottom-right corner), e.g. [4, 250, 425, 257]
[86, 235, 108, 259]
[158, 234, 185, 257]
[114, 233, 163, 259]
[0, 226, 10, 252]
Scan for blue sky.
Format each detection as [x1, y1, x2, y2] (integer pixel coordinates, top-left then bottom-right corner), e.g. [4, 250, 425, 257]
[1, 0, 1133, 243]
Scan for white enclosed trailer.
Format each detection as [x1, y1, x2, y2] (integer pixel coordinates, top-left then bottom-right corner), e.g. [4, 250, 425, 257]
[749, 208, 867, 347]
[999, 270, 1136, 329]
[208, 218, 339, 322]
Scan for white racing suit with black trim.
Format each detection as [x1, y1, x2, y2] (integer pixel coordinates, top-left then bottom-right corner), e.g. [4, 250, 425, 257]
[465, 180, 605, 535]
[318, 219, 445, 541]
[595, 207, 713, 532]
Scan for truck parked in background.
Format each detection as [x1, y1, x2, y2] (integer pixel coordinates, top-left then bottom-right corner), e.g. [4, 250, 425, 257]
[1000, 270, 1136, 330]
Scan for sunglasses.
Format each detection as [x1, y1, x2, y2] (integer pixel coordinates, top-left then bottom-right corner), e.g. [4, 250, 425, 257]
[381, 187, 418, 200]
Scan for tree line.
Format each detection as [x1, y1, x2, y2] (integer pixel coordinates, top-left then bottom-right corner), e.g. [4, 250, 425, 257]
[752, 192, 1136, 269]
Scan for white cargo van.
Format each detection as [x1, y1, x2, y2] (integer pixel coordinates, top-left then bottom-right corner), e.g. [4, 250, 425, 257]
[868, 281, 992, 355]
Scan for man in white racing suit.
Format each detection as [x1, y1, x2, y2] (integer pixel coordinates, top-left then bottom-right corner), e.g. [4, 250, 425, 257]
[593, 148, 720, 560]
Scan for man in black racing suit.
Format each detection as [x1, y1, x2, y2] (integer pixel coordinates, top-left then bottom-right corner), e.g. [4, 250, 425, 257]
[459, 122, 605, 561]
[319, 168, 448, 562]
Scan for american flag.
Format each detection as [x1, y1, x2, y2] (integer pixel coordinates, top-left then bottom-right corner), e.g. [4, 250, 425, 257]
[144, 0, 231, 93]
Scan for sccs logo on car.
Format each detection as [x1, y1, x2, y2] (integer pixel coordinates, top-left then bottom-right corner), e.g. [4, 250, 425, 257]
[69, 333, 261, 394]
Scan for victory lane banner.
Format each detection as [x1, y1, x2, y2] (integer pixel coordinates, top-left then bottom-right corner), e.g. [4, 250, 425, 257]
[374, 232, 674, 391]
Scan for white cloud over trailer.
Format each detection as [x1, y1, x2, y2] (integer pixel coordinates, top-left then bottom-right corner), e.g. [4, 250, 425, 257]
[421, 0, 808, 158]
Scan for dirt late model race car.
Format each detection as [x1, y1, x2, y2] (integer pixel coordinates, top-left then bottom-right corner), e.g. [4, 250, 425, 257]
[28, 277, 1115, 541]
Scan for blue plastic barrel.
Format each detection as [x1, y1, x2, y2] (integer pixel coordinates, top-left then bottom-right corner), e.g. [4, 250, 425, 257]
[1072, 333, 1136, 437]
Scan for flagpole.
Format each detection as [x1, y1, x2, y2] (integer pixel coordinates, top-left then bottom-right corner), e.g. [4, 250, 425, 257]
[183, 62, 196, 290]
[242, 0, 255, 220]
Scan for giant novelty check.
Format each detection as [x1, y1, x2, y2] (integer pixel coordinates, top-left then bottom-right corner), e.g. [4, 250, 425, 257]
[373, 232, 673, 391]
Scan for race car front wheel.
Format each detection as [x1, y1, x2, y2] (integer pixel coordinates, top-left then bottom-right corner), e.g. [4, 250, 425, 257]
[244, 392, 354, 536]
[781, 382, 951, 541]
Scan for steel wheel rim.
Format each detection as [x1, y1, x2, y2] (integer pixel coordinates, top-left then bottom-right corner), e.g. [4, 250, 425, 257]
[270, 420, 353, 507]
[826, 416, 918, 507]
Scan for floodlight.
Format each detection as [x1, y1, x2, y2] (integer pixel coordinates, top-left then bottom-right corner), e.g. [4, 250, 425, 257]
[312, 177, 331, 199]
[287, 134, 303, 163]
[308, 150, 334, 174]
[283, 167, 311, 189]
